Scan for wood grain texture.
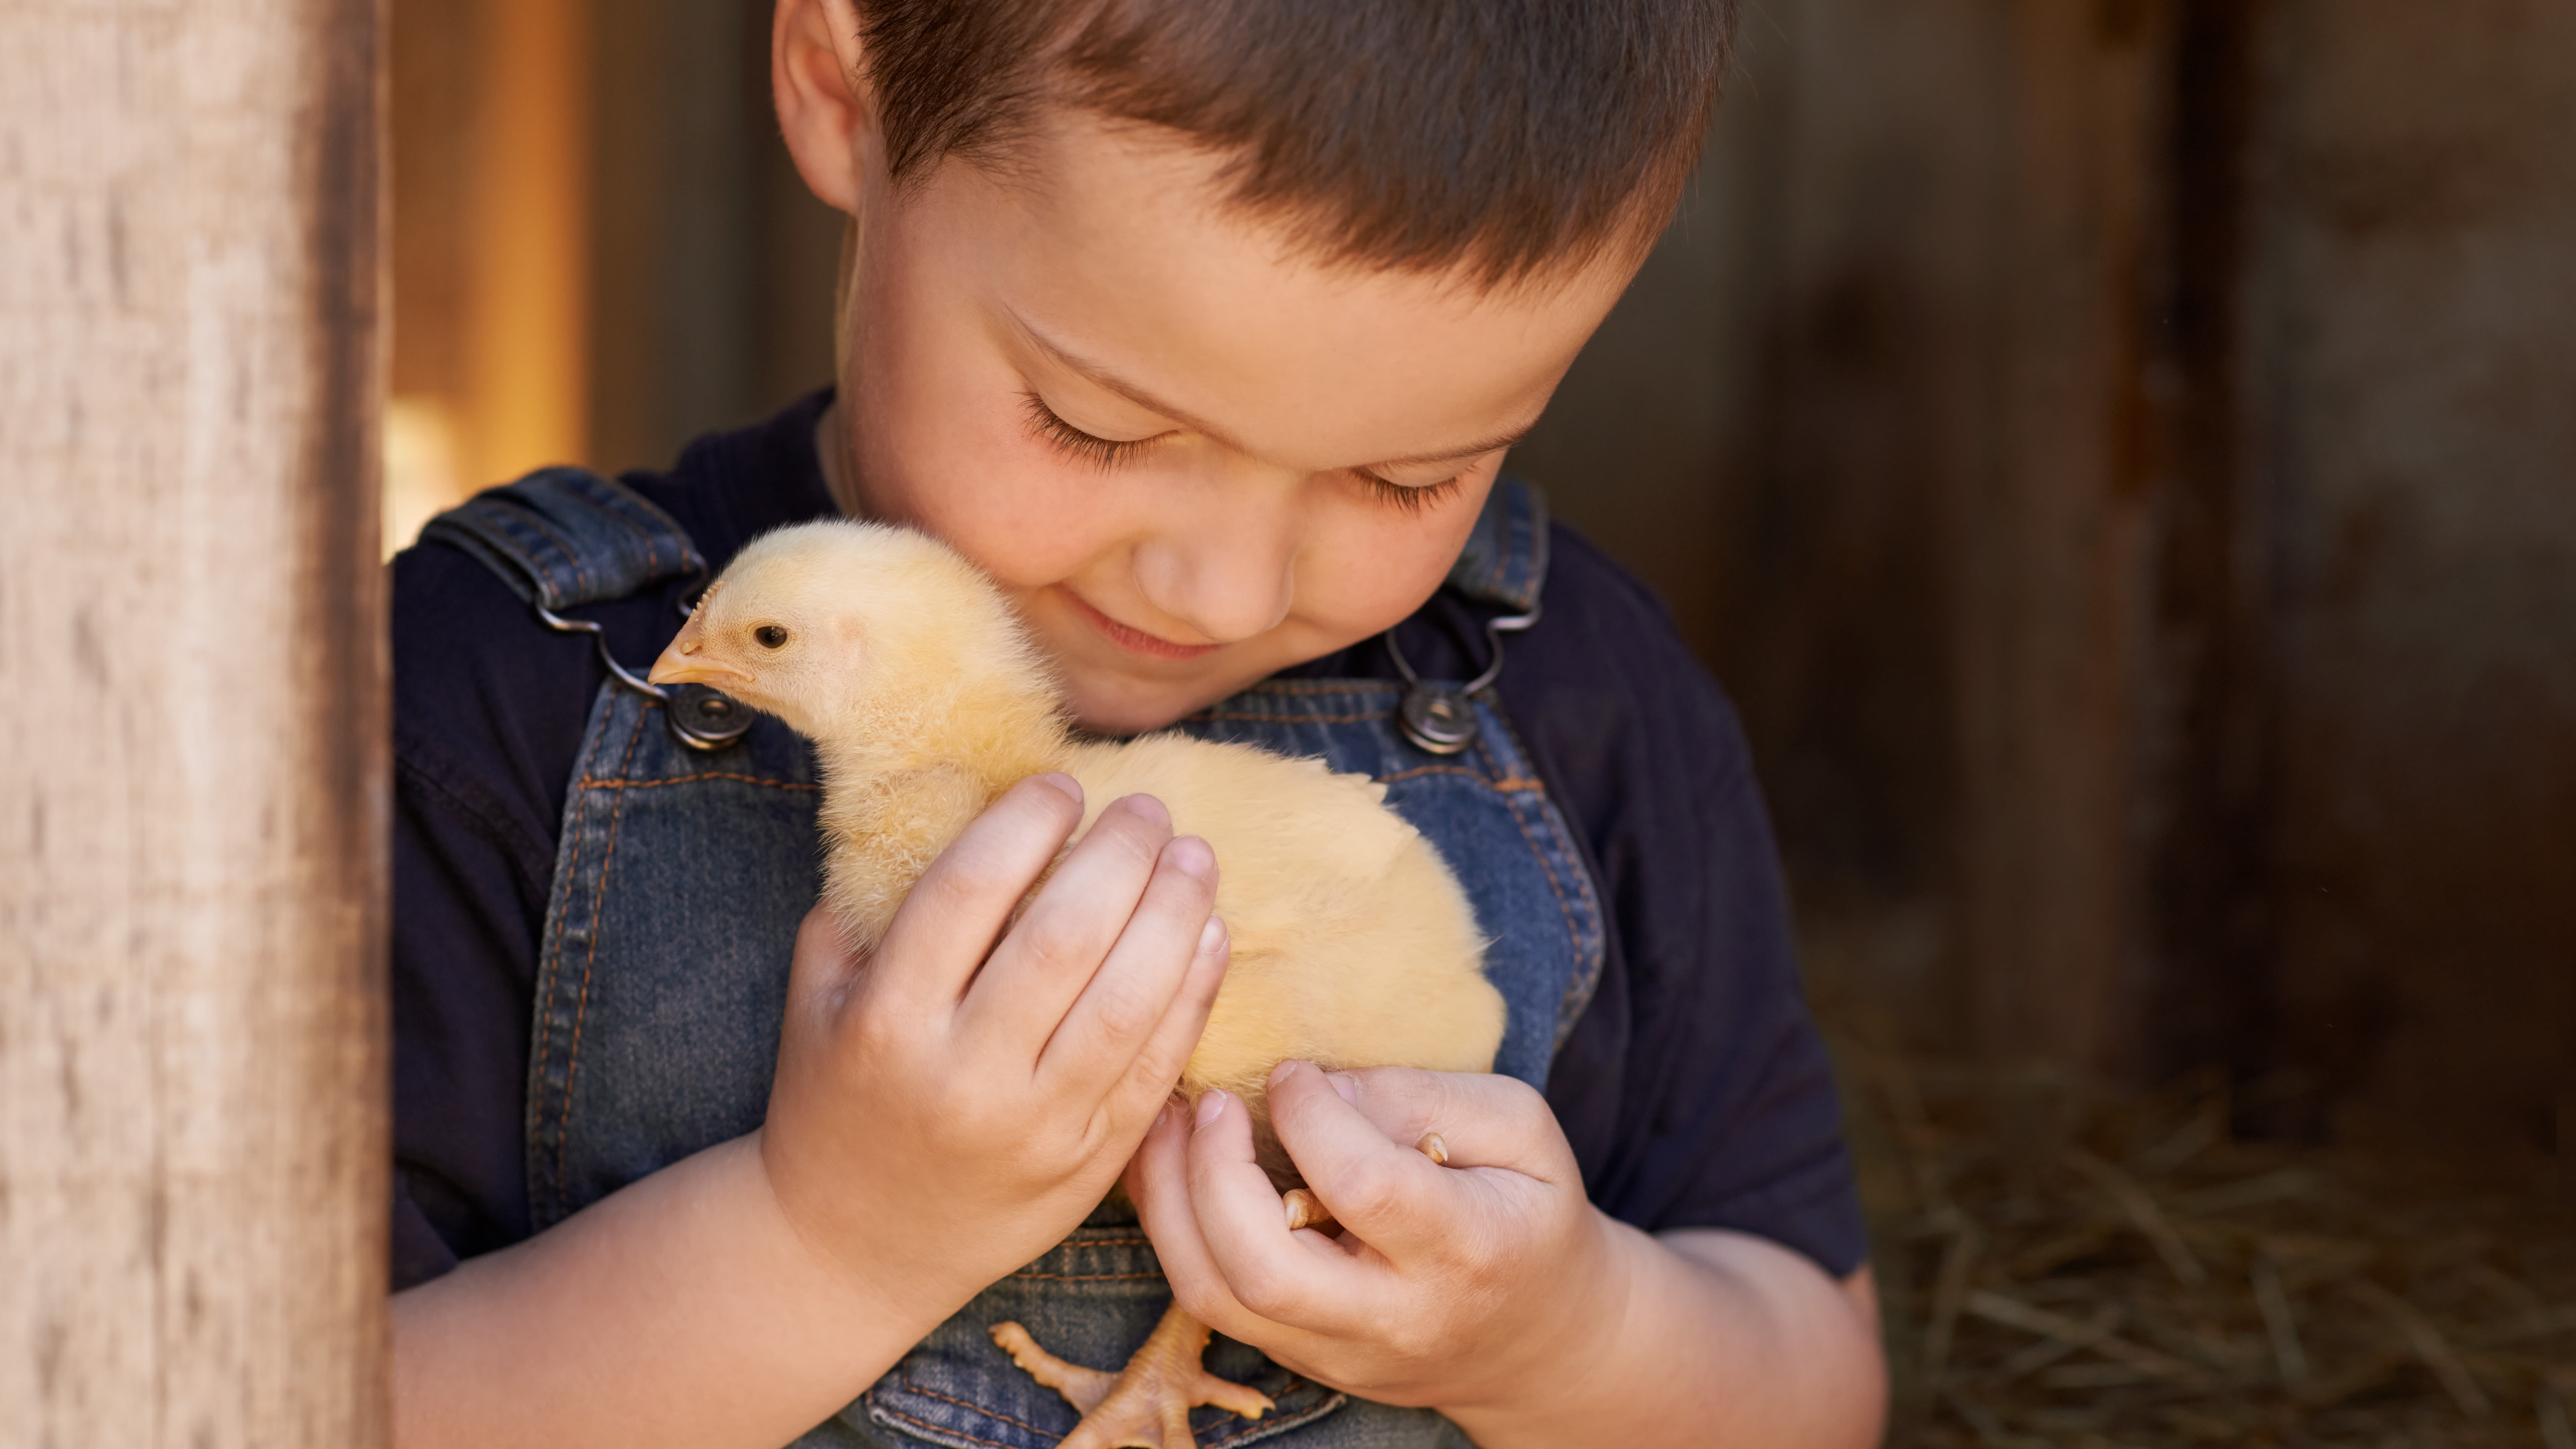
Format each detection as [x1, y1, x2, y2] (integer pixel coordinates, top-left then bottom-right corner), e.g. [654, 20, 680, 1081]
[1950, 0, 2165, 1073]
[1527, 0, 2576, 1141]
[0, 2, 389, 1445]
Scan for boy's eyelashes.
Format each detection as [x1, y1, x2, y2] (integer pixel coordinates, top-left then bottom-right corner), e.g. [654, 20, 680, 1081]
[1016, 390, 1466, 514]
[1020, 390, 1161, 471]
[1355, 470, 1464, 517]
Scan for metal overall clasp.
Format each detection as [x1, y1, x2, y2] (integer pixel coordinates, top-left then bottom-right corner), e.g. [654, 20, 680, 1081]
[1385, 605, 1538, 755]
[526, 586, 753, 752]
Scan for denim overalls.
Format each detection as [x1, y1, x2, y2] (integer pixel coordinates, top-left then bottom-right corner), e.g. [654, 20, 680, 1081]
[424, 473, 1606, 1449]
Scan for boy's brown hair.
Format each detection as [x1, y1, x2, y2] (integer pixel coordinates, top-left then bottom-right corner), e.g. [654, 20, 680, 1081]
[855, 0, 1738, 284]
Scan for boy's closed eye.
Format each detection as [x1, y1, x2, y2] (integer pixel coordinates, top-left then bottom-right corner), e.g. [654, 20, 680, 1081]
[1018, 390, 1468, 515]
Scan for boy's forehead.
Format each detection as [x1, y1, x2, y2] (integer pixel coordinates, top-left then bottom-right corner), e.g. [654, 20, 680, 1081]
[932, 109, 1639, 469]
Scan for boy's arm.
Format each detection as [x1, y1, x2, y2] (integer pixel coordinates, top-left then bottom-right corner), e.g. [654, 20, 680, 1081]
[1447, 1226, 1882, 1449]
[1126, 1063, 1889, 1449]
[396, 779, 1231, 1449]
[396, 1132, 942, 1449]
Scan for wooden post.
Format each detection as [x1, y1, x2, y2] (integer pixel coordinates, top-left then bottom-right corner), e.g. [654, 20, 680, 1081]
[0, 2, 389, 1445]
[1951, 0, 2167, 1074]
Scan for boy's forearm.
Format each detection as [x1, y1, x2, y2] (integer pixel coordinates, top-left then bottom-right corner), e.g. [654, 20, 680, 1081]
[393, 1133, 941, 1449]
[1441, 1216, 1887, 1449]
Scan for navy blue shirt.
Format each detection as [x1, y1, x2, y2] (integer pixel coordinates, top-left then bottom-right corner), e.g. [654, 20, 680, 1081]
[388, 391, 1866, 1288]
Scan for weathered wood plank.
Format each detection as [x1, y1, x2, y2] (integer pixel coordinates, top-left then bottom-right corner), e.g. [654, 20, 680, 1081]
[1952, 0, 2167, 1071]
[0, 2, 389, 1445]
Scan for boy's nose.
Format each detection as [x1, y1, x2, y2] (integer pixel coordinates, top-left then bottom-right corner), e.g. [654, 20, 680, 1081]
[1131, 517, 1297, 645]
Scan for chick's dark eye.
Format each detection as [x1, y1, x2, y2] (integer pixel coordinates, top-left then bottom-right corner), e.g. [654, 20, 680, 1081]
[754, 625, 790, 649]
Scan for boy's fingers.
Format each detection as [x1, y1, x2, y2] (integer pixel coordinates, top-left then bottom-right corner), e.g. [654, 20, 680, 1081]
[1034, 838, 1223, 1101]
[1095, 912, 1230, 1133]
[873, 773, 1085, 1013]
[782, 903, 862, 1009]
[1289, 1065, 1575, 1185]
[1256, 1063, 1458, 1262]
[1183, 1089, 1378, 1335]
[1123, 1103, 1272, 1343]
[956, 792, 1175, 1053]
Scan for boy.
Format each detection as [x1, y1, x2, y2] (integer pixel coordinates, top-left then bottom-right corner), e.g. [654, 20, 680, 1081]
[388, 0, 1889, 1444]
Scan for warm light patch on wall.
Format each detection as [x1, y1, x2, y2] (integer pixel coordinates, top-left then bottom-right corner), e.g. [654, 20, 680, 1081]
[383, 397, 464, 557]
[387, 0, 592, 558]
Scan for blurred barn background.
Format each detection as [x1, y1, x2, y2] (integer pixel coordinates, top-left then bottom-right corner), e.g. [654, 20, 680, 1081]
[387, 0, 2575, 1172]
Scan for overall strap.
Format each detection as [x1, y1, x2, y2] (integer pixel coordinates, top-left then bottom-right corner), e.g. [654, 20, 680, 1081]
[419, 465, 705, 610]
[1443, 474, 1548, 611]
[421, 467, 755, 750]
[1392, 475, 1550, 755]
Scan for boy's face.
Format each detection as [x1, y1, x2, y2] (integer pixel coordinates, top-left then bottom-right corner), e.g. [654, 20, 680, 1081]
[777, 4, 1641, 734]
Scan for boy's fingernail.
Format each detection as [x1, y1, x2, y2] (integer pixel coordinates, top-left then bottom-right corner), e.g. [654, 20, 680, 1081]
[1121, 793, 1172, 829]
[1327, 1072, 1360, 1106]
[1033, 772, 1083, 804]
[1198, 914, 1228, 955]
[1194, 1089, 1228, 1129]
[1168, 835, 1214, 881]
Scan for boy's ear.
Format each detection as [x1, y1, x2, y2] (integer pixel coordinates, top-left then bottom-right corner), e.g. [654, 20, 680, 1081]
[771, 0, 879, 216]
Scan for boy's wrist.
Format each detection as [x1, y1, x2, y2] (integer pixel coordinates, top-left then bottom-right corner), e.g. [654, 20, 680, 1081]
[735, 1129, 973, 1342]
[1437, 1205, 1640, 1425]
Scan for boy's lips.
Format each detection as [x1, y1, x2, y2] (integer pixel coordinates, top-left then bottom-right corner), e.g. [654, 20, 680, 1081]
[1063, 590, 1225, 661]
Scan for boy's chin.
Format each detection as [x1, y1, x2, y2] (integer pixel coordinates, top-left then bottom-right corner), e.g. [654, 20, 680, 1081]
[1059, 672, 1233, 739]
[1053, 646, 1293, 738]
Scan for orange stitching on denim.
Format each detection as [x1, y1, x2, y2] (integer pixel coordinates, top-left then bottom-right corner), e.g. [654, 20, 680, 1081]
[1186, 678, 1398, 700]
[1193, 710, 1388, 725]
[554, 709, 648, 1209]
[1257, 678, 1391, 692]
[888, 1378, 1060, 1436]
[530, 704, 608, 1217]
[574, 772, 820, 792]
[1375, 765, 1481, 785]
[1374, 764, 1546, 791]
[508, 506, 591, 601]
[868, 1401, 1027, 1448]
[1489, 699, 1607, 983]
[1479, 711, 1609, 1039]
[1476, 729, 1587, 972]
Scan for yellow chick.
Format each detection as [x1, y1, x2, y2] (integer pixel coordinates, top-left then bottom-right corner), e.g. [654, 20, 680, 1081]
[648, 519, 1504, 1449]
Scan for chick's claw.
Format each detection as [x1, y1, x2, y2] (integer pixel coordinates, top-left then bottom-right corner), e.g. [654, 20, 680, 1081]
[1279, 1128, 1452, 1234]
[1281, 1187, 1332, 1233]
[991, 1306, 1273, 1449]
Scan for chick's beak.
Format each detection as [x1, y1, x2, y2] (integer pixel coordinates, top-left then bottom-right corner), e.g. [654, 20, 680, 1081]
[649, 613, 753, 689]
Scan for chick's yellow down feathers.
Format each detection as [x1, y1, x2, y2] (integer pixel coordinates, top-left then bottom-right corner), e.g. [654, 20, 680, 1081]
[649, 518, 1506, 1141]
[652, 520, 1508, 1447]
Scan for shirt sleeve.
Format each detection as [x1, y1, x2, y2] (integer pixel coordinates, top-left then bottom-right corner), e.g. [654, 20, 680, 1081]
[386, 541, 601, 1287]
[383, 395, 842, 1292]
[1507, 529, 1871, 1278]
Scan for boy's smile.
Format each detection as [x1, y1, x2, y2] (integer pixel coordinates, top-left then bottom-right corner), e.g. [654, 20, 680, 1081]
[778, 3, 1641, 735]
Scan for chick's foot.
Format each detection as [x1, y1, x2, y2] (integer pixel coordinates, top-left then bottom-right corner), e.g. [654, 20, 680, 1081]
[990, 1304, 1274, 1449]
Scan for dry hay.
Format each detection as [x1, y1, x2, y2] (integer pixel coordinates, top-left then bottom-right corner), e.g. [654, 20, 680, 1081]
[1843, 1049, 2576, 1448]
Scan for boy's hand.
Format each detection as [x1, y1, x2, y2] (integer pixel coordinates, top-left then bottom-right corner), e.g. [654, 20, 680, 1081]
[1121, 1060, 1621, 1412]
[761, 774, 1230, 1326]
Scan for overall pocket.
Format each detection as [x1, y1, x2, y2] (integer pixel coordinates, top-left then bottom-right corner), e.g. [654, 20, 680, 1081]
[853, 1215, 1347, 1449]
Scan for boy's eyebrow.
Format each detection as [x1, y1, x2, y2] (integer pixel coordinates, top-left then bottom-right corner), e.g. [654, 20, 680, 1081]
[1011, 314, 1539, 468]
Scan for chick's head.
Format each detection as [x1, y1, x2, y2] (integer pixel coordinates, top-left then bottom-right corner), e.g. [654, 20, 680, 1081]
[647, 519, 1048, 741]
